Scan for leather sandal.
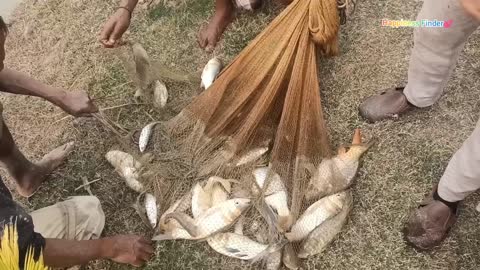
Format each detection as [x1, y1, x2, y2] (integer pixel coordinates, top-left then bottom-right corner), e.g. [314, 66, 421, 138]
[404, 188, 457, 250]
[359, 87, 413, 123]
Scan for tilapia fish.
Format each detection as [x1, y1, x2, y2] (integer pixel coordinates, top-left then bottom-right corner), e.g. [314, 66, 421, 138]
[207, 233, 269, 260]
[166, 198, 251, 239]
[286, 191, 349, 242]
[201, 57, 223, 89]
[252, 167, 293, 231]
[192, 176, 233, 218]
[298, 191, 353, 258]
[305, 129, 372, 201]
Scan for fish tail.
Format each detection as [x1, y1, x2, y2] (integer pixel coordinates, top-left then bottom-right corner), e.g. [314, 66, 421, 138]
[251, 238, 288, 264]
[165, 212, 199, 237]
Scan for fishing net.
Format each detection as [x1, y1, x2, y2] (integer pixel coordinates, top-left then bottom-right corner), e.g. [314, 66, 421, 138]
[125, 0, 344, 268]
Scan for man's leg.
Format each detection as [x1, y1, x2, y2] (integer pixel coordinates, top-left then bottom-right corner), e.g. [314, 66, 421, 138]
[30, 196, 105, 241]
[359, 0, 480, 122]
[405, 118, 480, 249]
[0, 104, 74, 197]
[198, 0, 236, 52]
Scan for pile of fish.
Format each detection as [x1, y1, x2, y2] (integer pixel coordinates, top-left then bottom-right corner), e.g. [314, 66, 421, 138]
[104, 45, 373, 268]
[105, 123, 372, 268]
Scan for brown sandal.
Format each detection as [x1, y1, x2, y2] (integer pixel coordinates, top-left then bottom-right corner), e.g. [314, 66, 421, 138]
[404, 187, 457, 250]
[359, 87, 413, 123]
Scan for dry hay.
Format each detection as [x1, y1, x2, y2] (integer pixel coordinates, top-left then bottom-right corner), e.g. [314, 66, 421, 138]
[4, 0, 480, 269]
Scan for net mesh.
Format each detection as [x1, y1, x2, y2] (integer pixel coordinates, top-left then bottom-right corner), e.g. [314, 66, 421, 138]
[132, 0, 343, 268]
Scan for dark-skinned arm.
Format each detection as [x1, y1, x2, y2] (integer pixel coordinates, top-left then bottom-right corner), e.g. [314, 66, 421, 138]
[100, 0, 139, 48]
[43, 235, 154, 268]
[0, 68, 97, 116]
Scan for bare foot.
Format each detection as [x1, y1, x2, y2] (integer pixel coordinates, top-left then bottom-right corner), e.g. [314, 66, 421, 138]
[198, 5, 235, 52]
[16, 142, 75, 197]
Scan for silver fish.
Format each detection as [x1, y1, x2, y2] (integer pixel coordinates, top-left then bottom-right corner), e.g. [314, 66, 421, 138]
[298, 191, 353, 258]
[285, 192, 348, 242]
[252, 167, 292, 231]
[153, 80, 168, 108]
[207, 233, 269, 260]
[192, 182, 211, 219]
[139, 122, 160, 153]
[236, 147, 269, 167]
[192, 176, 234, 218]
[144, 193, 158, 228]
[167, 198, 250, 239]
[305, 129, 372, 201]
[201, 57, 223, 89]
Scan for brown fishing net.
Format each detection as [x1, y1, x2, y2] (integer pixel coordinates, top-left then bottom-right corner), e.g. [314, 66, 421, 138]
[165, 0, 338, 217]
[127, 0, 343, 268]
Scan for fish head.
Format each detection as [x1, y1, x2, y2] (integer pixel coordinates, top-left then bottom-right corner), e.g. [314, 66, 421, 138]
[232, 198, 251, 210]
[208, 57, 223, 68]
[328, 191, 350, 208]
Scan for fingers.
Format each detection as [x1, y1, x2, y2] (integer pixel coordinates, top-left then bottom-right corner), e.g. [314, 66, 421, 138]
[100, 20, 116, 48]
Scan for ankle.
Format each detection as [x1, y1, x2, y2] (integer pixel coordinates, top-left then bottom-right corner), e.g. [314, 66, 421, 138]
[433, 189, 459, 214]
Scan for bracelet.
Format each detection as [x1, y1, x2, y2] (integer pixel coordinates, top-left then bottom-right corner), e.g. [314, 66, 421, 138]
[117, 6, 132, 18]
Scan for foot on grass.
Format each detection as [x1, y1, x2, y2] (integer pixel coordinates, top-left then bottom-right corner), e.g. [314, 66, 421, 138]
[198, 6, 235, 52]
[16, 142, 75, 197]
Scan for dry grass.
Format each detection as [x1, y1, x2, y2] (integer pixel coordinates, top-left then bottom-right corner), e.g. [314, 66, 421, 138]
[3, 0, 480, 269]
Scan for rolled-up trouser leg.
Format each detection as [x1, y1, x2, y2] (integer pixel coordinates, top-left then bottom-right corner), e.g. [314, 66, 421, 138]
[30, 196, 105, 240]
[404, 0, 480, 107]
[438, 119, 480, 202]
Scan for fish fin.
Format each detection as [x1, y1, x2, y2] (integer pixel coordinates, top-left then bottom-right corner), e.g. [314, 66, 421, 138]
[352, 128, 362, 145]
[251, 238, 288, 263]
[165, 212, 199, 237]
[255, 199, 279, 236]
[283, 243, 300, 270]
[151, 233, 176, 241]
[234, 215, 245, 235]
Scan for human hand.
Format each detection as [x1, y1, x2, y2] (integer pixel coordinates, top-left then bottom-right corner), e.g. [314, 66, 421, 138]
[58, 91, 98, 117]
[460, 0, 480, 20]
[102, 235, 154, 267]
[100, 8, 131, 48]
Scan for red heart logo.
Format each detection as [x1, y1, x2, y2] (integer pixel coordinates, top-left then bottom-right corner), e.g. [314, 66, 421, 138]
[444, 19, 453, 28]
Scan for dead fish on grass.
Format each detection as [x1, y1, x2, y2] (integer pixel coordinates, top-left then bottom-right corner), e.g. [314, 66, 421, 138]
[145, 193, 158, 228]
[298, 191, 353, 258]
[285, 191, 349, 242]
[162, 198, 250, 239]
[138, 121, 161, 152]
[192, 176, 235, 218]
[235, 146, 269, 167]
[252, 167, 293, 232]
[105, 150, 144, 192]
[305, 128, 373, 201]
[201, 57, 223, 89]
[153, 80, 168, 108]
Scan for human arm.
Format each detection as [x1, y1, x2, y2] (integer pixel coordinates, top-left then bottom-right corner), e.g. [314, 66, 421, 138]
[100, 0, 139, 48]
[460, 0, 480, 20]
[43, 235, 154, 268]
[0, 68, 97, 117]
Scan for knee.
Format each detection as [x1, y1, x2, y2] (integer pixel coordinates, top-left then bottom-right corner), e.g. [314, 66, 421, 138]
[70, 196, 106, 240]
